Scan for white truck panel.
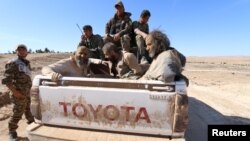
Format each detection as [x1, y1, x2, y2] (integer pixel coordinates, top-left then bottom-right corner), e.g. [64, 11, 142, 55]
[30, 75, 188, 139]
[39, 86, 174, 135]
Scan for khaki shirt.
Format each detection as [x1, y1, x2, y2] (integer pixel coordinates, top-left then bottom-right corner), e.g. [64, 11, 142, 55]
[42, 56, 102, 77]
[116, 51, 142, 78]
[140, 50, 182, 82]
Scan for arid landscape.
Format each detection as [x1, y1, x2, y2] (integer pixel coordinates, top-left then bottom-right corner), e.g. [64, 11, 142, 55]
[1, 53, 250, 141]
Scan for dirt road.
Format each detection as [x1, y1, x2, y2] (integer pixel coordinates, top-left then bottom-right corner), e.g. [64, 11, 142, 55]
[0, 54, 249, 141]
[184, 57, 250, 141]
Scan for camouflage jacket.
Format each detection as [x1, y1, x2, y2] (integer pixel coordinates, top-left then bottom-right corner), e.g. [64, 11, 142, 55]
[132, 21, 149, 35]
[2, 58, 32, 93]
[131, 21, 149, 45]
[105, 12, 132, 36]
[78, 34, 104, 59]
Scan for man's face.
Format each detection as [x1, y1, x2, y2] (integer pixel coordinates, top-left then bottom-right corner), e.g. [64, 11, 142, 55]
[17, 47, 28, 59]
[140, 16, 149, 24]
[84, 29, 92, 38]
[145, 35, 156, 58]
[75, 47, 89, 68]
[116, 5, 124, 17]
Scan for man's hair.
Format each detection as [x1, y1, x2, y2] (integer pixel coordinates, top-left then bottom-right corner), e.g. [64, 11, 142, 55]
[83, 25, 92, 31]
[16, 44, 27, 51]
[102, 42, 120, 53]
[115, 1, 124, 9]
[150, 30, 170, 56]
[74, 46, 89, 55]
[141, 10, 151, 18]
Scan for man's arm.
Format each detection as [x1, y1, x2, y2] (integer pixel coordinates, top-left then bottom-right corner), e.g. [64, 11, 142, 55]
[124, 53, 143, 75]
[78, 35, 86, 47]
[118, 18, 132, 37]
[2, 63, 25, 99]
[41, 59, 71, 81]
[134, 28, 148, 39]
[88, 58, 102, 64]
[105, 19, 112, 34]
[6, 84, 25, 99]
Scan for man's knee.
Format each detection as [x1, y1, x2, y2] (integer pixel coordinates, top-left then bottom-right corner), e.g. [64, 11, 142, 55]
[121, 35, 131, 51]
[135, 35, 143, 41]
[135, 35, 145, 47]
[103, 35, 113, 44]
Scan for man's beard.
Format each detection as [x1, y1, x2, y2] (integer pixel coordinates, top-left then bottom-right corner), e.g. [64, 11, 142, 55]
[149, 47, 156, 58]
[76, 58, 88, 69]
[18, 54, 28, 59]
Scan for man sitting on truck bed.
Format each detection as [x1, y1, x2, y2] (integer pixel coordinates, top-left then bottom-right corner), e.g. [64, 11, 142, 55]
[42, 46, 110, 81]
[102, 42, 149, 79]
[140, 30, 186, 83]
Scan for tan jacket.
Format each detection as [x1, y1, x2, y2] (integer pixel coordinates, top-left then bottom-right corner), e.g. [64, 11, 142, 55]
[41, 56, 102, 77]
[140, 50, 182, 82]
[116, 51, 143, 78]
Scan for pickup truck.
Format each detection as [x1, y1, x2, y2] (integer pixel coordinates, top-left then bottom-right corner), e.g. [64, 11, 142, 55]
[27, 75, 188, 141]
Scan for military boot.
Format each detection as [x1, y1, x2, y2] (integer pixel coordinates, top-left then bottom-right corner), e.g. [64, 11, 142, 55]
[9, 131, 17, 141]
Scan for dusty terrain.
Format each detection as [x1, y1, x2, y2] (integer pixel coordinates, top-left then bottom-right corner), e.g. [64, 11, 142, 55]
[0, 53, 250, 141]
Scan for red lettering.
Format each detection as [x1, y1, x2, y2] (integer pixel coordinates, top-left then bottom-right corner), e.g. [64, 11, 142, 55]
[121, 106, 135, 121]
[103, 105, 120, 121]
[59, 101, 151, 124]
[88, 104, 102, 120]
[59, 102, 71, 116]
[72, 103, 88, 118]
[135, 107, 151, 123]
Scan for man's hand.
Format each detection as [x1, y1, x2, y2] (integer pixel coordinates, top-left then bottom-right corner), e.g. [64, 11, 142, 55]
[12, 90, 25, 99]
[52, 73, 62, 82]
[134, 28, 140, 34]
[81, 35, 86, 40]
[101, 60, 110, 67]
[114, 33, 121, 41]
[6, 84, 25, 99]
[134, 28, 148, 39]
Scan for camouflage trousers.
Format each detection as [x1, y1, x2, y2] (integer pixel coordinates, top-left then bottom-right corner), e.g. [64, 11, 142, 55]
[9, 93, 34, 132]
[135, 35, 146, 57]
[103, 34, 131, 52]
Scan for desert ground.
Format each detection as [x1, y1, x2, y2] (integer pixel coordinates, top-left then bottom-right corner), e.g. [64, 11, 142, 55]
[0, 53, 250, 141]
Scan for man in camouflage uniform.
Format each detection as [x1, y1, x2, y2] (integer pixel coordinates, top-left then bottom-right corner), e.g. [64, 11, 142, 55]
[78, 25, 104, 59]
[132, 9, 152, 63]
[2, 44, 35, 140]
[104, 1, 132, 52]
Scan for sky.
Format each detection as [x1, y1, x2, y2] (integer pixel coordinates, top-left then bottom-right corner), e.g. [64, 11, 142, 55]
[0, 0, 250, 56]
